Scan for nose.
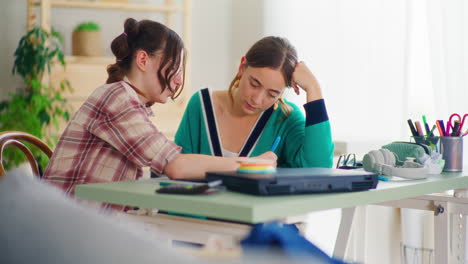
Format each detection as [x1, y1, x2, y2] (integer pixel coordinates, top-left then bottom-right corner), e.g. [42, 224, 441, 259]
[251, 90, 264, 105]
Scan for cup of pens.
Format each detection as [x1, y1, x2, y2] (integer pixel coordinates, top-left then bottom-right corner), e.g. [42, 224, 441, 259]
[408, 115, 465, 172]
[440, 113, 466, 172]
[440, 136, 463, 172]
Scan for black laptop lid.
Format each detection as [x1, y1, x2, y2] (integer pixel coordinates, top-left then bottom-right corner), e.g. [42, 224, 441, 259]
[206, 168, 378, 195]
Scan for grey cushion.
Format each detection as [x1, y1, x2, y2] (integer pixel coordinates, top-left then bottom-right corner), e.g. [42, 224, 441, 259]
[0, 169, 322, 264]
[0, 168, 201, 264]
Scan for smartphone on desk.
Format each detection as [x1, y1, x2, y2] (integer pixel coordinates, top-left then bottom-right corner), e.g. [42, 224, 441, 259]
[155, 180, 223, 195]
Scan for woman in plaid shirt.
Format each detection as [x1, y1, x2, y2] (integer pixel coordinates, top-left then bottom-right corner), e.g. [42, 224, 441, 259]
[43, 18, 276, 211]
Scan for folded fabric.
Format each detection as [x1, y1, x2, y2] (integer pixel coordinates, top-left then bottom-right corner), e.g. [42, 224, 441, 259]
[382, 142, 430, 165]
[241, 222, 348, 264]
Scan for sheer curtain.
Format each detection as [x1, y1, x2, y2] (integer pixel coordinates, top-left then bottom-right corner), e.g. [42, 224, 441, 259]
[263, 0, 467, 142]
[426, 0, 468, 120]
[264, 0, 408, 145]
[426, 1, 468, 262]
[263, 0, 468, 262]
[406, 0, 468, 130]
[264, 2, 408, 262]
[262, 0, 468, 261]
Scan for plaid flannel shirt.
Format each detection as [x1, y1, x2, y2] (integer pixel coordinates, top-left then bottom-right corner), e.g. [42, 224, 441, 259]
[43, 81, 181, 211]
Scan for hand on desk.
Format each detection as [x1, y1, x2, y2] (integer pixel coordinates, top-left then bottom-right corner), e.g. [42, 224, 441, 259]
[251, 151, 278, 167]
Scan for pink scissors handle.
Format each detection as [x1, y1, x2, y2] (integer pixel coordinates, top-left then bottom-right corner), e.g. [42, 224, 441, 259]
[448, 113, 461, 136]
[445, 113, 461, 136]
[459, 114, 468, 136]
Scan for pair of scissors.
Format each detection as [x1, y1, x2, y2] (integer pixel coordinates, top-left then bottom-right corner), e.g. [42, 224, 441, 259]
[447, 113, 468, 137]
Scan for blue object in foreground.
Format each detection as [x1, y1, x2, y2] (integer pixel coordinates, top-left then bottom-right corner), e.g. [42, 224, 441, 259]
[270, 136, 281, 152]
[378, 176, 389, 182]
[241, 222, 348, 264]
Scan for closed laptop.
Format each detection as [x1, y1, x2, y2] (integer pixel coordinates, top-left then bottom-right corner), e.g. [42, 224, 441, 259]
[206, 168, 378, 196]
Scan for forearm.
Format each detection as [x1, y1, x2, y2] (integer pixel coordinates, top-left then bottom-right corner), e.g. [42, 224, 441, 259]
[284, 100, 333, 168]
[164, 154, 240, 179]
[303, 100, 333, 167]
[304, 122, 334, 168]
[306, 86, 323, 102]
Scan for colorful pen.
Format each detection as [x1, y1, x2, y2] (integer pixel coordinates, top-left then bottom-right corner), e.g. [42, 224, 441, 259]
[415, 121, 424, 136]
[378, 176, 388, 182]
[451, 121, 460, 137]
[270, 136, 281, 152]
[438, 120, 446, 137]
[428, 125, 436, 137]
[446, 121, 451, 137]
[407, 119, 418, 137]
[159, 181, 172, 186]
[436, 121, 444, 137]
[422, 115, 431, 135]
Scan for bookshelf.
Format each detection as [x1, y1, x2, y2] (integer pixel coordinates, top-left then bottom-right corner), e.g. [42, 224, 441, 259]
[26, 0, 192, 139]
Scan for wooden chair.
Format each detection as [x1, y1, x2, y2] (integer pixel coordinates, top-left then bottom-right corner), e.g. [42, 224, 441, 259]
[0, 131, 53, 179]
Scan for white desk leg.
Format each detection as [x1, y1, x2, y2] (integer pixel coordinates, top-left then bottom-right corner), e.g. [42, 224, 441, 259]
[453, 189, 468, 263]
[434, 201, 450, 264]
[333, 207, 356, 259]
[353, 206, 367, 262]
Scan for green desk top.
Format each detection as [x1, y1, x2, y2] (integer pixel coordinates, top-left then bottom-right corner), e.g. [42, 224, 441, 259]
[75, 172, 468, 223]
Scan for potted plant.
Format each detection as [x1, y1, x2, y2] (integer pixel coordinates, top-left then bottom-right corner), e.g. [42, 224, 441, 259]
[72, 21, 102, 56]
[0, 27, 71, 171]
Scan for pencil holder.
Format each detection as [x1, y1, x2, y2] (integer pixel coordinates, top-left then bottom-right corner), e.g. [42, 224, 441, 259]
[411, 136, 440, 152]
[440, 136, 463, 172]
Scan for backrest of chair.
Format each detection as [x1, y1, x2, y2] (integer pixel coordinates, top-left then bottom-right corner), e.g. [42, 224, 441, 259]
[0, 131, 53, 179]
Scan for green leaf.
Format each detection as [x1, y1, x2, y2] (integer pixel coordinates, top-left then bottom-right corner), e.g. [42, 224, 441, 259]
[64, 111, 70, 121]
[74, 21, 100, 32]
[3, 26, 71, 171]
[51, 27, 64, 44]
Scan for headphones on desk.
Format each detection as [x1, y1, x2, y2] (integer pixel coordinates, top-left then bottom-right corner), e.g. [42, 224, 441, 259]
[362, 149, 428, 180]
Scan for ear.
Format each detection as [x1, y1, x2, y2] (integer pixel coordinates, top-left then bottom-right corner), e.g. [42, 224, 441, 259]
[236, 56, 247, 78]
[134, 50, 150, 72]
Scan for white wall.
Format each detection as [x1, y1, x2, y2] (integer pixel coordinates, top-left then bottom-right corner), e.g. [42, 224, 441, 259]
[229, 1, 265, 78]
[191, 0, 233, 91]
[0, 0, 265, 101]
[192, 0, 266, 92]
[0, 1, 27, 101]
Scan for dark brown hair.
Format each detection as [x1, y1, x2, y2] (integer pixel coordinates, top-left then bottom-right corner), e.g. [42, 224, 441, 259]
[228, 36, 298, 118]
[107, 18, 186, 99]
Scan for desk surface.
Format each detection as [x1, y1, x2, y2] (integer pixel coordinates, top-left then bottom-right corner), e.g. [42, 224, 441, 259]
[75, 172, 468, 223]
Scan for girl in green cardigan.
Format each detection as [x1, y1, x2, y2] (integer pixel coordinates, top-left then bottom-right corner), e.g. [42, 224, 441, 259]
[175, 36, 334, 168]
